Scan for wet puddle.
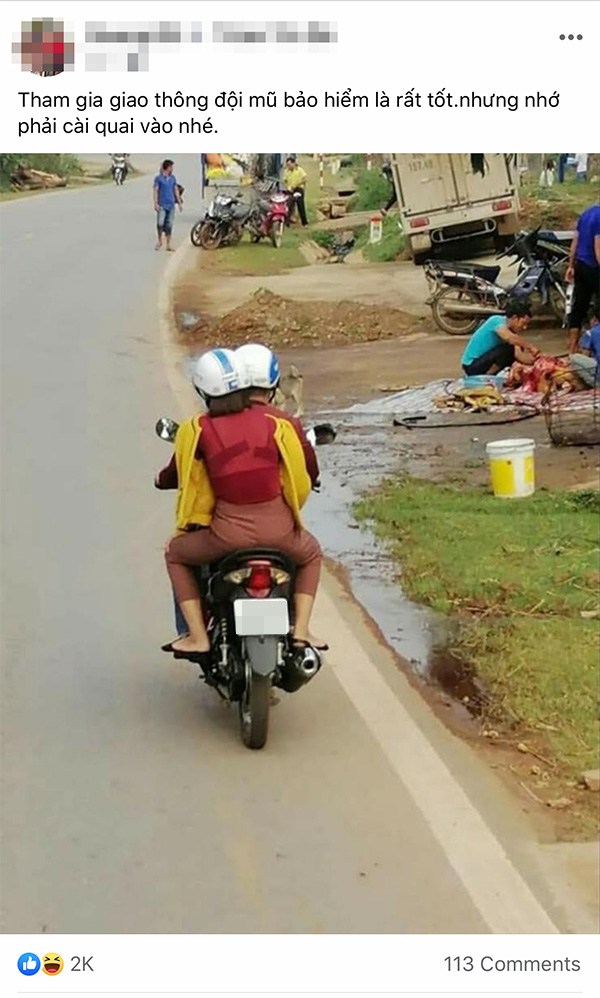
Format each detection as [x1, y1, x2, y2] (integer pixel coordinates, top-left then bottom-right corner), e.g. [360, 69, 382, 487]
[304, 407, 487, 713]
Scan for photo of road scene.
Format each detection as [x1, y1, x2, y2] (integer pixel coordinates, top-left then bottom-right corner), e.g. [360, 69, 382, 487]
[0, 152, 598, 935]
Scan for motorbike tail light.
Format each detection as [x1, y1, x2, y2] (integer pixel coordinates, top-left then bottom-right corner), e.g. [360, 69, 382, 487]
[409, 216, 429, 228]
[492, 199, 512, 212]
[246, 565, 273, 598]
[223, 564, 291, 591]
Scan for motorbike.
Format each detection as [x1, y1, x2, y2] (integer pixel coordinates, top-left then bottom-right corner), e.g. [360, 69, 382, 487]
[425, 228, 568, 336]
[112, 162, 127, 185]
[155, 416, 336, 749]
[190, 191, 254, 250]
[247, 184, 290, 249]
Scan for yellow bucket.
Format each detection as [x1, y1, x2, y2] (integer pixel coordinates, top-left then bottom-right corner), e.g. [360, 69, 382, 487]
[486, 438, 535, 498]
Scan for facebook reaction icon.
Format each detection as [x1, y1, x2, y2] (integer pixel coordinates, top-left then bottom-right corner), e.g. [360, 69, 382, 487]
[18, 952, 41, 976]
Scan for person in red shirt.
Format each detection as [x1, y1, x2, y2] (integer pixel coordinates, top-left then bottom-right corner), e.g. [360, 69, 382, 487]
[236, 342, 320, 487]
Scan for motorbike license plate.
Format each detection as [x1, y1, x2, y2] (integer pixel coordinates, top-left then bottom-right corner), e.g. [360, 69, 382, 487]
[234, 598, 290, 636]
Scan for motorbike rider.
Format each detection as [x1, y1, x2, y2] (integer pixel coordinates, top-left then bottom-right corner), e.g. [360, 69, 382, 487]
[236, 342, 320, 490]
[156, 348, 324, 665]
[110, 153, 129, 181]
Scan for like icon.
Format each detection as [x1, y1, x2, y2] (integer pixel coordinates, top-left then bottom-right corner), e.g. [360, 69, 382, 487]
[18, 952, 41, 976]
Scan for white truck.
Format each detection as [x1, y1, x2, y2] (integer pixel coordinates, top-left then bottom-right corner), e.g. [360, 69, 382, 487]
[389, 154, 520, 263]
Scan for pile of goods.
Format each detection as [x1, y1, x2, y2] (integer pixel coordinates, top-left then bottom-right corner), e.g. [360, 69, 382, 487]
[10, 166, 67, 190]
[435, 384, 505, 413]
[505, 355, 585, 395]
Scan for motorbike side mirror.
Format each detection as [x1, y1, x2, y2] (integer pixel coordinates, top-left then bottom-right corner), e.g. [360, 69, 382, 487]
[312, 423, 337, 446]
[155, 417, 180, 443]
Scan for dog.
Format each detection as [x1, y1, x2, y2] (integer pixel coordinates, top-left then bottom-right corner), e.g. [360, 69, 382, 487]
[274, 364, 304, 417]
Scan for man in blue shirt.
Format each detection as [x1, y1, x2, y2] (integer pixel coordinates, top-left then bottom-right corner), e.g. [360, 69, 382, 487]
[461, 300, 539, 375]
[566, 201, 600, 353]
[153, 159, 183, 251]
[569, 303, 600, 387]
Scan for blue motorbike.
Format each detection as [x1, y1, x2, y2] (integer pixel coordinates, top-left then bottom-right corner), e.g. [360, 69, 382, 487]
[425, 228, 568, 336]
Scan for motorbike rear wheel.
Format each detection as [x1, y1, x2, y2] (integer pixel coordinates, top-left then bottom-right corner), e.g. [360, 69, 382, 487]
[228, 223, 244, 246]
[199, 221, 223, 250]
[270, 218, 284, 249]
[239, 671, 270, 750]
[431, 287, 481, 336]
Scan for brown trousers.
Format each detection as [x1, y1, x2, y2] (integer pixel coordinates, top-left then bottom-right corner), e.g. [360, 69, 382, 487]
[165, 496, 322, 603]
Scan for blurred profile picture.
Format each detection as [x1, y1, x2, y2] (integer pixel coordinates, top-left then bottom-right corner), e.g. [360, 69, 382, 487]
[13, 18, 74, 76]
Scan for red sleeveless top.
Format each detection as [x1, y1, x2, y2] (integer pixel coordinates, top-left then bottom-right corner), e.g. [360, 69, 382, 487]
[197, 409, 282, 503]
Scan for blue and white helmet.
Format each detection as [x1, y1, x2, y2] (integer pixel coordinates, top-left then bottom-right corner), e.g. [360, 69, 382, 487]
[235, 343, 281, 389]
[191, 348, 251, 399]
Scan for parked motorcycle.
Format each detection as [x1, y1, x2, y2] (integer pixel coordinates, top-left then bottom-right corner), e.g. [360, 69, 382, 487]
[425, 228, 568, 335]
[247, 187, 290, 249]
[155, 416, 335, 749]
[190, 191, 254, 250]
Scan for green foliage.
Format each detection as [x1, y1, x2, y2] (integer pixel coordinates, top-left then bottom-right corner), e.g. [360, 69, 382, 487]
[356, 216, 405, 262]
[349, 167, 391, 212]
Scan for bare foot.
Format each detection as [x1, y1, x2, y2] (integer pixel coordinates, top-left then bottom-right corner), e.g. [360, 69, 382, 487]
[155, 242, 161, 251]
[166, 246, 175, 252]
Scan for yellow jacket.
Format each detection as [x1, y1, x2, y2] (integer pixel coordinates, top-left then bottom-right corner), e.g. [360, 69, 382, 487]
[174, 414, 311, 531]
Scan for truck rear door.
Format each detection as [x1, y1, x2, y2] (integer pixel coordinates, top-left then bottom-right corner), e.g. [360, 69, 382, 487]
[393, 154, 458, 216]
[455, 154, 515, 204]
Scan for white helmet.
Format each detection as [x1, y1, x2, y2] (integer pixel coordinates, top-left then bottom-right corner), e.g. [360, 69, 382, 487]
[235, 343, 281, 389]
[191, 348, 251, 399]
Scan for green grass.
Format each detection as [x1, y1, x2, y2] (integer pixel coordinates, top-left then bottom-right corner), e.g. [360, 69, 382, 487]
[209, 229, 307, 275]
[354, 478, 599, 776]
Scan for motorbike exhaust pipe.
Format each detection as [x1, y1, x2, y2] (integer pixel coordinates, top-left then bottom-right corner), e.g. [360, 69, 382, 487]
[437, 302, 503, 317]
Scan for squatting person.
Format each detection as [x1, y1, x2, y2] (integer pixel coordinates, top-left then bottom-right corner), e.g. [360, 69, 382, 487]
[461, 301, 539, 376]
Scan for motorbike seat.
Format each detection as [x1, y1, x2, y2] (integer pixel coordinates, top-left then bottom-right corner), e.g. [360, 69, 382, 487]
[432, 261, 501, 286]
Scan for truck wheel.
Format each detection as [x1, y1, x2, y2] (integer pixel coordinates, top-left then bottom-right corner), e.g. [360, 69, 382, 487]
[412, 251, 430, 266]
[431, 287, 480, 336]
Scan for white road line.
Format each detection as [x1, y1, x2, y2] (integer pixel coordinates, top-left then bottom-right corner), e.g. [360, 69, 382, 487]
[314, 586, 559, 933]
[157, 243, 559, 935]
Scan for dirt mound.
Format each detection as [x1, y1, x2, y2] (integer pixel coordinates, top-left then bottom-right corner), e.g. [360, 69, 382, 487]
[181, 287, 422, 350]
[519, 195, 579, 231]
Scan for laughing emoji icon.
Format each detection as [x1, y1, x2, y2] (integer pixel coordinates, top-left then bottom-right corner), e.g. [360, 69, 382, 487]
[42, 953, 64, 976]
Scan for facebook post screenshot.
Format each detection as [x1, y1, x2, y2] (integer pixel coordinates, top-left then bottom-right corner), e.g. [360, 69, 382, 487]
[0, 0, 599, 995]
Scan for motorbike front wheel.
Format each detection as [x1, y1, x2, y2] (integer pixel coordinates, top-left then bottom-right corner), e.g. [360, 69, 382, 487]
[199, 221, 223, 250]
[190, 221, 204, 247]
[270, 218, 285, 249]
[431, 287, 481, 336]
[239, 671, 270, 750]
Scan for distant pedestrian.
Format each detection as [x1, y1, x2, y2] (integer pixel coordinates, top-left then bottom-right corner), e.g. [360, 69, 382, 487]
[575, 153, 588, 182]
[381, 161, 397, 214]
[153, 159, 183, 251]
[539, 158, 555, 188]
[283, 155, 308, 227]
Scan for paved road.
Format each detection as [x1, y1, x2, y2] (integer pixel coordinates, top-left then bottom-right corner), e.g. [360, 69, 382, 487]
[0, 156, 568, 933]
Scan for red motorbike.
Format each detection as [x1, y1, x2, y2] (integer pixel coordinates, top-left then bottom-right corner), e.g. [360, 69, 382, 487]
[248, 189, 289, 249]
